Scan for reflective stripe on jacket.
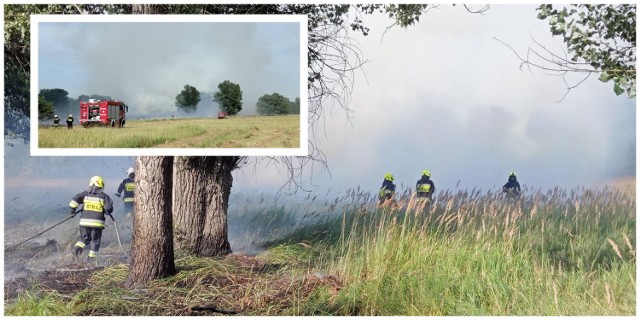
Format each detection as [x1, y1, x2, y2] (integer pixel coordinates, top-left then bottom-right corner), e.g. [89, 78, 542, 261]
[69, 186, 113, 228]
[118, 175, 135, 203]
[416, 176, 435, 198]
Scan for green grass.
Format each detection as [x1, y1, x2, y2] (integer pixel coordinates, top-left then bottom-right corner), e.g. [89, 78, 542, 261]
[5, 185, 635, 316]
[5, 291, 72, 316]
[38, 115, 300, 148]
[287, 186, 636, 316]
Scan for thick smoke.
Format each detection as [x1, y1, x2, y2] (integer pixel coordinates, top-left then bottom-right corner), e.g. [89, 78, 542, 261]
[235, 5, 636, 193]
[38, 21, 301, 118]
[27, 6, 639, 198]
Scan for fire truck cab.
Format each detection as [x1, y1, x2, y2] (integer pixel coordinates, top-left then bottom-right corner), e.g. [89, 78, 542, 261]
[80, 99, 128, 128]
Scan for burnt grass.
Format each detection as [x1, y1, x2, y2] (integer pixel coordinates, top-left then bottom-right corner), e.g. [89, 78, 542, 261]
[4, 266, 102, 301]
[4, 250, 343, 316]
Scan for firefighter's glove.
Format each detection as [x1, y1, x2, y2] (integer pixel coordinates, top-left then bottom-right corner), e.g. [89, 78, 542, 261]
[69, 208, 77, 217]
[115, 193, 121, 198]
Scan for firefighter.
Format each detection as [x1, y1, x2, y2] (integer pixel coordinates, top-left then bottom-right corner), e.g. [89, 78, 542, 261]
[416, 169, 436, 200]
[53, 115, 60, 127]
[66, 114, 74, 129]
[378, 172, 396, 204]
[115, 167, 135, 217]
[69, 176, 114, 264]
[502, 171, 521, 199]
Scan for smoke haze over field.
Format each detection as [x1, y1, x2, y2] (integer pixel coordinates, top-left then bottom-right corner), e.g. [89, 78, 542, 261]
[38, 21, 301, 118]
[234, 5, 636, 192]
[8, 5, 637, 215]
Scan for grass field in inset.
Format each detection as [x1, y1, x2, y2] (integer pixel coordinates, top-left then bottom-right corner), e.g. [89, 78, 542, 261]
[38, 115, 300, 148]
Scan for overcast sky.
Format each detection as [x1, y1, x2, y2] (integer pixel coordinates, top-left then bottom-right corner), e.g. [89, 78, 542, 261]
[6, 4, 637, 212]
[38, 21, 301, 117]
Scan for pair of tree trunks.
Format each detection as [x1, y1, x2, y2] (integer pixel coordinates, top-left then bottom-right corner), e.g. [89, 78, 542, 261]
[125, 156, 235, 288]
[125, 3, 235, 289]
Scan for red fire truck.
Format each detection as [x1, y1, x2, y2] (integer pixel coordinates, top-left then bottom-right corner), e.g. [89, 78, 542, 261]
[80, 99, 128, 128]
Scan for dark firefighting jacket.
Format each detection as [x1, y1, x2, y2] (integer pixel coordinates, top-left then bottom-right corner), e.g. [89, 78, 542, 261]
[69, 186, 114, 228]
[416, 175, 435, 198]
[117, 174, 135, 203]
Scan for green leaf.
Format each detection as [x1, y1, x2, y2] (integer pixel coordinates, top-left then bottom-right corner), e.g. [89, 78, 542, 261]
[613, 83, 624, 95]
[598, 71, 611, 82]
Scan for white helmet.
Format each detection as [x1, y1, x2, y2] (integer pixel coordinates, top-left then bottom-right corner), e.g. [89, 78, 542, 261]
[69, 114, 73, 117]
[127, 167, 135, 175]
[54, 114, 58, 118]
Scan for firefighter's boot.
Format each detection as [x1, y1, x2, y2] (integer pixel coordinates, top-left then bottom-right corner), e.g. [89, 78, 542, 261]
[73, 247, 82, 262]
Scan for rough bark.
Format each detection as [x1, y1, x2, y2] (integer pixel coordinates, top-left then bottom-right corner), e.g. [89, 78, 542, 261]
[125, 156, 176, 289]
[131, 4, 166, 14]
[173, 157, 236, 256]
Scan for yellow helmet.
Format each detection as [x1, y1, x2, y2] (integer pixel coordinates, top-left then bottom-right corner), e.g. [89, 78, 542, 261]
[89, 176, 104, 188]
[509, 171, 517, 177]
[422, 170, 431, 177]
[384, 172, 394, 181]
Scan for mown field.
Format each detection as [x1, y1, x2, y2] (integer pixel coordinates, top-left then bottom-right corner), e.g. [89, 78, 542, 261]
[38, 115, 300, 148]
[5, 182, 636, 316]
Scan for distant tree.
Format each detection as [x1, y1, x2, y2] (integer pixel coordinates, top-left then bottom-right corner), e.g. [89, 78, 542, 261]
[213, 80, 243, 115]
[78, 94, 112, 102]
[39, 88, 69, 107]
[289, 97, 301, 114]
[175, 84, 201, 113]
[38, 95, 55, 120]
[256, 93, 292, 115]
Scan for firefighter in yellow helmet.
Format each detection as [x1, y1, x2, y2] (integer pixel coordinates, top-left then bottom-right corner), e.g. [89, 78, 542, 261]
[69, 176, 114, 264]
[416, 169, 435, 200]
[378, 172, 396, 204]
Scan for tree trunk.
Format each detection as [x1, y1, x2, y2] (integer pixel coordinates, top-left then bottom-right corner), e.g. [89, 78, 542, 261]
[132, 4, 166, 14]
[173, 157, 236, 256]
[125, 156, 176, 289]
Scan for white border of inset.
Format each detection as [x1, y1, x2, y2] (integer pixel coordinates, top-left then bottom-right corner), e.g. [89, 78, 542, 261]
[30, 14, 308, 157]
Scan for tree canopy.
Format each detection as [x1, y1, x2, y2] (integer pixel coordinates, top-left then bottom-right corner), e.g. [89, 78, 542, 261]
[78, 94, 112, 102]
[536, 4, 636, 98]
[37, 95, 55, 120]
[256, 93, 292, 115]
[175, 84, 201, 113]
[290, 97, 301, 114]
[39, 88, 69, 107]
[213, 80, 243, 115]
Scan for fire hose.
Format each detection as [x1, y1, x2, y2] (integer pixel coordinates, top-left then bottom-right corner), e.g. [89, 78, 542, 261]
[4, 210, 80, 251]
[109, 215, 129, 257]
[6, 211, 128, 257]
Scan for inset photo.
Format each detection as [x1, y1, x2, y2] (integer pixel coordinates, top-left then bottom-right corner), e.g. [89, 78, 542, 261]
[31, 14, 307, 156]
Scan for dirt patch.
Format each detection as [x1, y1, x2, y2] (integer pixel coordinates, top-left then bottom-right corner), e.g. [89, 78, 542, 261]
[4, 264, 102, 301]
